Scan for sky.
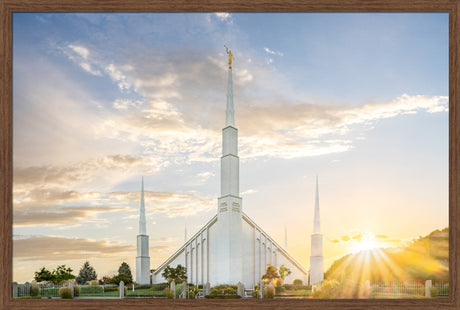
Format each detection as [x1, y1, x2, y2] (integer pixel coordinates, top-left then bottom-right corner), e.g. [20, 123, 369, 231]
[12, 12, 448, 283]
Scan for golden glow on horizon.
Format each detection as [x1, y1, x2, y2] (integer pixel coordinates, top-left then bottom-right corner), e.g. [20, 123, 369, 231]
[348, 232, 389, 254]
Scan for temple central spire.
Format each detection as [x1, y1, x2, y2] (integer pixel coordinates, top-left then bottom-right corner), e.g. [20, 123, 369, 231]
[216, 47, 243, 284]
[225, 46, 235, 127]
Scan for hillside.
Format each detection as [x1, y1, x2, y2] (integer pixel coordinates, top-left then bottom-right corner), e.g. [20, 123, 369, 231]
[325, 228, 448, 283]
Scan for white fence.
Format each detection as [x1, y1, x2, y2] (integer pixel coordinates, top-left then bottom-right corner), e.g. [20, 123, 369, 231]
[371, 281, 448, 298]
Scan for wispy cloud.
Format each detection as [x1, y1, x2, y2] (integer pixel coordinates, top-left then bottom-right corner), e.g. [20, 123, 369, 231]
[65, 44, 102, 76]
[14, 154, 161, 190]
[13, 205, 126, 227]
[113, 98, 143, 110]
[13, 235, 134, 261]
[264, 47, 284, 56]
[105, 63, 131, 90]
[214, 13, 232, 23]
[111, 190, 215, 218]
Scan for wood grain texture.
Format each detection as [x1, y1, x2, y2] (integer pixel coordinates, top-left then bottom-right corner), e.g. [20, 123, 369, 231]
[1, 0, 458, 309]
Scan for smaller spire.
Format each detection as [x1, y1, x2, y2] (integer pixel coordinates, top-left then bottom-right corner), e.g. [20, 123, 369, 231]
[313, 175, 320, 234]
[139, 176, 146, 235]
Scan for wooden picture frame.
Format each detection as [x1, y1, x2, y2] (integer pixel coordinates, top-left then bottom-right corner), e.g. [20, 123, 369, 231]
[0, 1, 457, 309]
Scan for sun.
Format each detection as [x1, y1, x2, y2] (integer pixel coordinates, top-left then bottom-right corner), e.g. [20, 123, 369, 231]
[349, 232, 385, 253]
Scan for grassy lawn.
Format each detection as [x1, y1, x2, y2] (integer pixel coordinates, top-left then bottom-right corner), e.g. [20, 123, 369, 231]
[281, 289, 312, 297]
[79, 291, 120, 297]
[126, 288, 166, 296]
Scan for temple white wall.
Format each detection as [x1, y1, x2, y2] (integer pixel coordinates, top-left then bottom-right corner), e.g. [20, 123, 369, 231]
[152, 213, 307, 287]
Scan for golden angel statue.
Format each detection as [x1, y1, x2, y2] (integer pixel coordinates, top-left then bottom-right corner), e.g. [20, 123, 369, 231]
[224, 45, 234, 69]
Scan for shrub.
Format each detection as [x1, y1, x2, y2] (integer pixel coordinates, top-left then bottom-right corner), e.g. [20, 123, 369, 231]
[73, 285, 80, 297]
[210, 284, 238, 296]
[265, 286, 275, 299]
[312, 280, 341, 299]
[134, 284, 152, 290]
[59, 287, 73, 299]
[284, 284, 310, 291]
[252, 289, 260, 299]
[152, 283, 167, 291]
[102, 286, 118, 292]
[30, 285, 40, 296]
[165, 288, 174, 299]
[293, 279, 303, 285]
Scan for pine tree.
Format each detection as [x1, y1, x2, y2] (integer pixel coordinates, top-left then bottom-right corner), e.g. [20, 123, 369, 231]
[118, 262, 133, 283]
[76, 261, 97, 285]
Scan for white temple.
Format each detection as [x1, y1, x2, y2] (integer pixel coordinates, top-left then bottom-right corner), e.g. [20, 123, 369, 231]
[136, 177, 151, 284]
[145, 49, 312, 287]
[309, 176, 324, 286]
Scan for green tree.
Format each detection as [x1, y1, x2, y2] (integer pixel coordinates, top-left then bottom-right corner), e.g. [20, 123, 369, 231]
[76, 261, 97, 284]
[261, 264, 279, 284]
[161, 264, 187, 282]
[34, 267, 54, 283]
[117, 262, 133, 283]
[52, 265, 75, 284]
[108, 273, 132, 285]
[278, 264, 291, 281]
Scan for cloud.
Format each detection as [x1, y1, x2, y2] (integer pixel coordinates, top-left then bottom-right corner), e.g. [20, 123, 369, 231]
[241, 189, 257, 195]
[13, 205, 126, 227]
[68, 44, 89, 59]
[13, 154, 160, 189]
[151, 237, 174, 243]
[64, 44, 102, 76]
[110, 190, 215, 218]
[264, 47, 284, 56]
[214, 13, 232, 23]
[150, 245, 173, 253]
[105, 63, 131, 90]
[90, 49, 447, 162]
[113, 99, 143, 110]
[13, 235, 134, 261]
[30, 44, 449, 168]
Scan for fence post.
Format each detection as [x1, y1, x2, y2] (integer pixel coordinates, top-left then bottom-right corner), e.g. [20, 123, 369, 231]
[170, 280, 176, 299]
[364, 280, 371, 298]
[119, 281, 125, 299]
[425, 280, 432, 297]
[259, 281, 264, 299]
[181, 281, 187, 299]
[12, 282, 18, 298]
[237, 282, 244, 297]
[69, 281, 74, 297]
[24, 283, 31, 297]
[205, 282, 211, 296]
[132, 283, 135, 292]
